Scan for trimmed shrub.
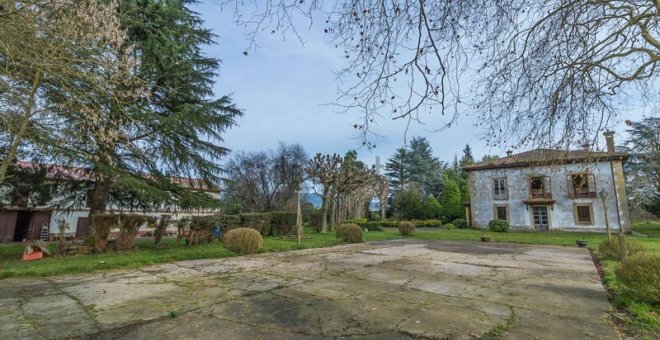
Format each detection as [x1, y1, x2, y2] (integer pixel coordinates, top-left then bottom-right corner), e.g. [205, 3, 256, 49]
[115, 215, 147, 251]
[344, 218, 368, 228]
[91, 214, 119, 253]
[365, 221, 383, 231]
[444, 223, 455, 230]
[411, 219, 442, 228]
[214, 214, 241, 236]
[154, 215, 171, 246]
[616, 253, 660, 305]
[271, 211, 297, 236]
[598, 237, 646, 260]
[240, 213, 272, 236]
[398, 221, 415, 236]
[380, 220, 400, 228]
[488, 219, 509, 233]
[336, 223, 363, 243]
[222, 228, 264, 254]
[187, 216, 215, 245]
[452, 218, 468, 229]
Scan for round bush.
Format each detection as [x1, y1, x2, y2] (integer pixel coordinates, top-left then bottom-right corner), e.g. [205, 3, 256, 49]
[444, 223, 455, 230]
[398, 221, 415, 236]
[222, 228, 263, 254]
[488, 219, 509, 232]
[337, 223, 363, 243]
[598, 237, 646, 260]
[616, 253, 660, 305]
[452, 218, 468, 229]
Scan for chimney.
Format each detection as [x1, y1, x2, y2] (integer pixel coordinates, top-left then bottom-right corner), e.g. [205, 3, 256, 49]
[506, 150, 513, 157]
[603, 131, 615, 153]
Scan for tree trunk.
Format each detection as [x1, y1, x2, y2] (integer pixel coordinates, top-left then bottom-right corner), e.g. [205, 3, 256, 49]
[0, 71, 42, 185]
[320, 187, 330, 233]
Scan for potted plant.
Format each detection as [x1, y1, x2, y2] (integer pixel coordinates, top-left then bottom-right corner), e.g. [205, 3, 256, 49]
[480, 233, 490, 242]
[575, 239, 588, 248]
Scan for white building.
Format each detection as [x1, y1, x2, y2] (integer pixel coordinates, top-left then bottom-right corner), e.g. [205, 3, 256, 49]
[463, 132, 631, 232]
[0, 163, 220, 242]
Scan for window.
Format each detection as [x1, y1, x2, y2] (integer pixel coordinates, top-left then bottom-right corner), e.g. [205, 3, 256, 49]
[493, 178, 507, 200]
[569, 173, 595, 198]
[494, 205, 508, 221]
[574, 204, 594, 224]
[529, 176, 551, 198]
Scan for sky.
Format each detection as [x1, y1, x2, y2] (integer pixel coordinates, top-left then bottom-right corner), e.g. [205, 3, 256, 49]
[191, 1, 647, 170]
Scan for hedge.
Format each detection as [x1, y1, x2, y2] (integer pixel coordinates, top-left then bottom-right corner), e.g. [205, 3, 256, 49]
[271, 211, 297, 236]
[377, 219, 442, 228]
[240, 213, 272, 237]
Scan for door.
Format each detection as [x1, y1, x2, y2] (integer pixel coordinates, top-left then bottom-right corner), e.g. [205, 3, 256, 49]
[76, 217, 91, 237]
[532, 206, 549, 231]
[29, 211, 52, 241]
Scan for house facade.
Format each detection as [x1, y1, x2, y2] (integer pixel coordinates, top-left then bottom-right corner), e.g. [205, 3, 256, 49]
[0, 162, 220, 242]
[463, 132, 631, 232]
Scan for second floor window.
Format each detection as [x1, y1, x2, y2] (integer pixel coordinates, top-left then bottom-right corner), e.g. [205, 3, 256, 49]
[569, 173, 596, 197]
[493, 178, 507, 200]
[529, 176, 551, 198]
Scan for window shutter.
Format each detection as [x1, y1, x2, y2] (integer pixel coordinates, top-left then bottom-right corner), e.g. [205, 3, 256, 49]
[588, 173, 596, 195]
[543, 176, 551, 196]
[566, 174, 574, 197]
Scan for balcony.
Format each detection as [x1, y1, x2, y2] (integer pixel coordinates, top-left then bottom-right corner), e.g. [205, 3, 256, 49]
[568, 173, 597, 198]
[524, 176, 555, 205]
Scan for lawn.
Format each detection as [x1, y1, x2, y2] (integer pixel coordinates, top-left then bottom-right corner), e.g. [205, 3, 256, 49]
[0, 224, 658, 279]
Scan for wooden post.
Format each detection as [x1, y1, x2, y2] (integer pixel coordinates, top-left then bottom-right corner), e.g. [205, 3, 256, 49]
[601, 196, 611, 239]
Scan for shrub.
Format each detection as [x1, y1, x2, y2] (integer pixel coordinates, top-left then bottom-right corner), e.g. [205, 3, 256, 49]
[452, 218, 468, 228]
[398, 221, 415, 236]
[115, 214, 147, 251]
[598, 237, 646, 260]
[380, 220, 400, 228]
[411, 219, 442, 228]
[616, 253, 660, 305]
[91, 214, 119, 252]
[240, 213, 272, 236]
[444, 223, 455, 230]
[215, 214, 241, 235]
[336, 223, 363, 243]
[154, 215, 171, 246]
[344, 218, 368, 228]
[365, 221, 383, 231]
[222, 228, 264, 254]
[488, 219, 509, 232]
[270, 211, 297, 236]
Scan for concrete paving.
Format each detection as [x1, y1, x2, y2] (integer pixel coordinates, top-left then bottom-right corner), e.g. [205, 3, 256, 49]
[0, 240, 618, 339]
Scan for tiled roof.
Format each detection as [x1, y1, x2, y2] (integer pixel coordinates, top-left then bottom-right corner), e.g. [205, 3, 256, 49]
[13, 161, 217, 191]
[463, 149, 629, 171]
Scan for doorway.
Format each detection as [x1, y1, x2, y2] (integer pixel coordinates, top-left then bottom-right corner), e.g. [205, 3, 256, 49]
[532, 206, 549, 231]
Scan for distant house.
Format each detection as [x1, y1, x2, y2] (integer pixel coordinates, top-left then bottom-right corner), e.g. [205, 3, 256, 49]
[463, 132, 631, 232]
[0, 162, 220, 243]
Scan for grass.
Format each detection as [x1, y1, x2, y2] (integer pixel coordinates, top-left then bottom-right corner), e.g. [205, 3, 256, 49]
[632, 221, 660, 238]
[1, 224, 658, 279]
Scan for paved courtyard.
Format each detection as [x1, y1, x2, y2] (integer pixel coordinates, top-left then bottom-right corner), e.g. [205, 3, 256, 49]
[1, 240, 617, 339]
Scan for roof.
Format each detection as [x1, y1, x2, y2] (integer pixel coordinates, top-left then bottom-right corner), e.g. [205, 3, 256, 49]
[13, 161, 218, 192]
[462, 149, 629, 172]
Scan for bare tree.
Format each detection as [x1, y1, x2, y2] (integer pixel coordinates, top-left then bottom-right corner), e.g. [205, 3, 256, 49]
[306, 153, 342, 233]
[223, 143, 308, 212]
[226, 0, 659, 149]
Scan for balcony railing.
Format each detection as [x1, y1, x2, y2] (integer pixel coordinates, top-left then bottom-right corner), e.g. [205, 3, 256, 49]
[530, 189, 552, 199]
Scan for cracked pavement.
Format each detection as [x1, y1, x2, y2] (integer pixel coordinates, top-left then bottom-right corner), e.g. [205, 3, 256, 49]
[0, 240, 618, 339]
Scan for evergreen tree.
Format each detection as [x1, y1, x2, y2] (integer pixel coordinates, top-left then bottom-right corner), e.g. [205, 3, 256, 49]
[440, 174, 463, 221]
[392, 184, 424, 220]
[385, 137, 442, 197]
[622, 118, 659, 217]
[421, 196, 442, 219]
[385, 147, 408, 192]
[50, 0, 241, 216]
[459, 144, 475, 168]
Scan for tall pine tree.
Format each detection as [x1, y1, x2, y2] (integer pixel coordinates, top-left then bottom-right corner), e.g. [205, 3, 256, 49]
[50, 0, 241, 216]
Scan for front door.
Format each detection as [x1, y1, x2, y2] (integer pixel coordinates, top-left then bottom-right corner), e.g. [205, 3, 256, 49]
[532, 206, 549, 231]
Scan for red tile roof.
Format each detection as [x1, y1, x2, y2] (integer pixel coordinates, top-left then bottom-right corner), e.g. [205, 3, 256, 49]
[14, 161, 218, 191]
[463, 149, 629, 171]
